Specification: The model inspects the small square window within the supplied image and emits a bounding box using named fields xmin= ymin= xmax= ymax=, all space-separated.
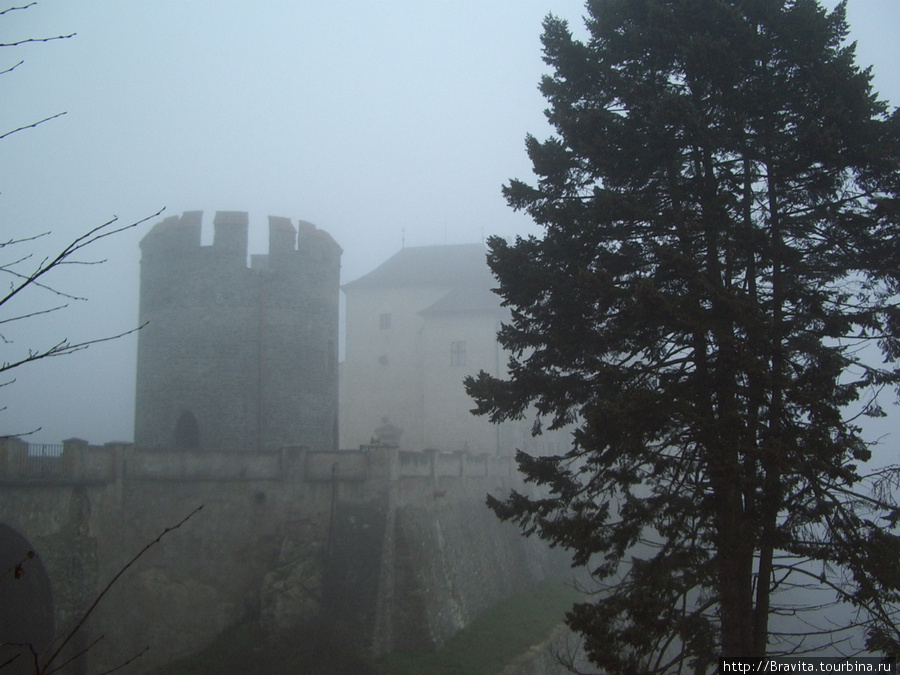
xmin=450 ymin=341 xmax=466 ymax=366
xmin=379 ymin=313 xmax=392 ymax=329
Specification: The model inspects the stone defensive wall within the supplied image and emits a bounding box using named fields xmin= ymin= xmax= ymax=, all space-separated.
xmin=0 ymin=438 xmax=514 ymax=497
xmin=0 ymin=438 xmax=563 ymax=674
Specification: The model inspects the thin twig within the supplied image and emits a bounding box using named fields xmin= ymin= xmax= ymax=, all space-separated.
xmin=0 ymin=232 xmax=50 ymax=248
xmin=0 ymin=427 xmax=42 ymax=440
xmin=0 ymin=303 xmax=68 ymax=327
xmin=0 ymin=650 xmax=20 ymax=670
xmin=0 ymin=3 xmax=37 ymax=16
xmin=96 ymin=646 xmax=150 ymax=675
xmin=0 ymin=112 xmax=66 ymax=141
xmin=1 ymin=642 xmax=40 ymax=673
xmin=0 ymin=208 xmax=164 ymax=312
xmin=0 ymin=59 xmax=23 ymax=76
xmin=43 ymin=633 xmax=104 ymax=675
xmin=0 ymin=322 xmax=148 ymax=375
xmin=0 ymin=33 xmax=76 ymax=48
xmin=41 ymin=506 xmax=203 ymax=672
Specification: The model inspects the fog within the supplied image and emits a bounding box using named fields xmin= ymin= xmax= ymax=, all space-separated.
xmin=2 ymin=2 xmax=900 ymax=671
xmin=0 ymin=0 xmax=899 ymax=455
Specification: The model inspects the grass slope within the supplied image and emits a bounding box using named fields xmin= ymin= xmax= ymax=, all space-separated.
xmin=152 ymin=578 xmax=579 ymax=675
xmin=380 ymin=578 xmax=580 ymax=675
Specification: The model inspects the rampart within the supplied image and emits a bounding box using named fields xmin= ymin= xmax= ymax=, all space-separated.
xmin=0 ymin=438 xmax=561 ymax=673
xmin=0 ymin=438 xmax=514 ymax=494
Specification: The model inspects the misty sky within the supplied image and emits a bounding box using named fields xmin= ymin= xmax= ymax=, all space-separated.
xmin=2 ymin=1 xmax=899 ymax=447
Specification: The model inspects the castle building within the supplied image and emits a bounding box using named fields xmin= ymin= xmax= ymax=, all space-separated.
xmin=340 ymin=244 xmax=517 ymax=454
xmin=134 ymin=211 xmax=341 ymax=453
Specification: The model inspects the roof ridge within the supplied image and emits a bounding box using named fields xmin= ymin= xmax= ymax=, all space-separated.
xmin=343 ymin=243 xmax=492 ymax=290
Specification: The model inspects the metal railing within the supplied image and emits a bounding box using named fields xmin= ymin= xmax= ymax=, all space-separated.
xmin=8 ymin=443 xmax=65 ymax=478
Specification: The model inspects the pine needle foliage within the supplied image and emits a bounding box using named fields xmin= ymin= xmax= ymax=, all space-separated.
xmin=466 ymin=1 xmax=900 ymax=671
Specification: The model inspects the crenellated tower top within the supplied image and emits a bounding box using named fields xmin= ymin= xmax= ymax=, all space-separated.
xmin=140 ymin=210 xmax=341 ymax=267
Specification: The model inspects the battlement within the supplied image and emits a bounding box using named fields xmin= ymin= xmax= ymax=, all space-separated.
xmin=139 ymin=210 xmax=341 ymax=268
xmin=0 ymin=438 xmax=515 ymax=508
xmin=139 ymin=210 xmax=202 ymax=253
xmin=212 ymin=210 xmax=248 ymax=262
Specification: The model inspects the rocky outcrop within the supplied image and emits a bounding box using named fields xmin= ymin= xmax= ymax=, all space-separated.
xmin=259 ymin=521 xmax=325 ymax=634
xmin=316 ymin=495 xmax=569 ymax=656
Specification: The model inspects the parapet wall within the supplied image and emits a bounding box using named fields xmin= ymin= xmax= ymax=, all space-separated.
xmin=0 ymin=438 xmax=513 ymax=499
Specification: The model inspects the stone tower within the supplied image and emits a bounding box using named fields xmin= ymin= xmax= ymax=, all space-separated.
xmin=134 ymin=210 xmax=342 ymax=452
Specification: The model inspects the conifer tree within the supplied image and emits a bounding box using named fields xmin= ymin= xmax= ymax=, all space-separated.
xmin=466 ymin=1 xmax=900 ymax=669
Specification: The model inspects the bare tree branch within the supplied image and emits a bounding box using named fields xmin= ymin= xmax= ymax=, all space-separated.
xmin=0 ymin=31 xmax=75 ymax=47
xmin=0 ymin=3 xmax=37 ymax=17
xmin=0 ymin=1 xmax=75 ymax=105
xmin=0 ymin=208 xmax=163 ymax=314
xmin=0 ymin=323 xmax=148 ymax=375
xmin=43 ymin=634 xmax=104 ymax=675
xmin=0 ymin=59 xmax=23 ymax=76
xmin=41 ymin=506 xmax=204 ymax=673
xmin=0 ymin=111 xmax=66 ymax=141
xmin=94 ymin=646 xmax=150 ymax=675
xmin=0 ymin=232 xmax=51 ymax=248
xmin=0 ymin=303 xmax=68 ymax=327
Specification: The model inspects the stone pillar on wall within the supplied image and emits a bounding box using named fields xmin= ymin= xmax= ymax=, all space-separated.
xmin=62 ymin=438 xmax=88 ymax=481
xmin=0 ymin=436 xmax=26 ymax=478
xmin=280 ymin=445 xmax=307 ymax=480
xmin=425 ymin=448 xmax=439 ymax=493
xmin=455 ymin=450 xmax=467 ymax=477
xmin=102 ymin=442 xmax=130 ymax=481
xmin=480 ymin=452 xmax=490 ymax=476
